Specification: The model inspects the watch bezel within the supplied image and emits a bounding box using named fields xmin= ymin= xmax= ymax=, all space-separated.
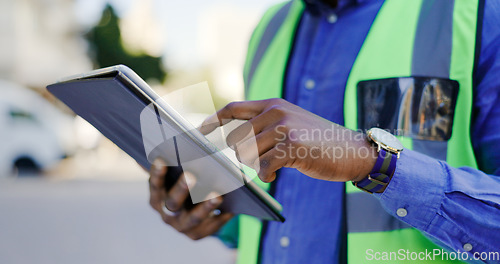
xmin=367 ymin=128 xmax=404 ymax=155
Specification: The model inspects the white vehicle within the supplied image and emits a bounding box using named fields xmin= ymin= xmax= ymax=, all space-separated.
xmin=0 ymin=80 xmax=75 ymax=177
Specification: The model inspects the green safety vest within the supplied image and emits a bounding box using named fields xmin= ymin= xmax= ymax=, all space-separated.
xmin=237 ymin=0 xmax=483 ymax=263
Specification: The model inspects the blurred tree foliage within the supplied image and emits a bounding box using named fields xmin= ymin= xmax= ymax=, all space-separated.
xmin=85 ymin=4 xmax=167 ymax=83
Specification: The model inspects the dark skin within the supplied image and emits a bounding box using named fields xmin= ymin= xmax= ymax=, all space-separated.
xmin=149 ymin=98 xmax=377 ymax=240
xmin=150 ymin=0 xmax=351 ymax=242
xmin=149 ymin=159 xmax=234 ymax=240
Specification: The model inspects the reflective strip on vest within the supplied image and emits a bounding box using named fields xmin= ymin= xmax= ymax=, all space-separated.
xmin=238 ymin=2 xmax=304 ymax=264
xmin=411 ymin=0 xmax=455 ymax=161
xmin=244 ymin=1 xmax=293 ymax=97
xmin=239 ymin=0 xmax=482 ymax=263
xmin=344 ymin=0 xmax=480 ymax=262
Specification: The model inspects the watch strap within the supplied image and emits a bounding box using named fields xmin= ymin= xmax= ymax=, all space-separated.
xmin=353 ymin=148 xmax=397 ymax=193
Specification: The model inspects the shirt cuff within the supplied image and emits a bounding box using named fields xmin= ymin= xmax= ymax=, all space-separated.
xmin=373 ymin=149 xmax=446 ymax=232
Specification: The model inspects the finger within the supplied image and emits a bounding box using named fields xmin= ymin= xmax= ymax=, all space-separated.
xmin=149 ymin=159 xmax=167 ymax=190
xmin=255 ymin=147 xmax=290 ymax=183
xmin=225 ymin=104 xmax=286 ymax=147
xmin=149 ymin=159 xmax=167 ymax=211
xmin=159 ymin=206 xmax=178 ymax=226
xmin=177 ymin=193 xmax=223 ymax=232
xmin=159 ymin=199 xmax=180 ymax=226
xmin=199 ymin=100 xmax=275 ymax=135
xmin=164 ymin=172 xmax=196 ymax=212
xmin=198 ymin=113 xmax=231 ymax=135
xmin=185 ymin=213 xmax=234 ymax=241
xmin=225 ymin=121 xmax=256 ymax=148
xmin=234 ymin=128 xmax=281 ymax=168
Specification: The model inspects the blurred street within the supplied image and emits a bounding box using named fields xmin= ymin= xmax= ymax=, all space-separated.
xmin=0 ymin=0 xmax=277 ymax=263
xmin=0 ymin=156 xmax=236 ymax=264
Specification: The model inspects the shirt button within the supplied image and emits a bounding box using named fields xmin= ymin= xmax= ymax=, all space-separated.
xmin=327 ymin=13 xmax=338 ymax=23
xmin=305 ymin=79 xmax=315 ymax=90
xmin=396 ymin=208 xmax=408 ymax=217
xmin=463 ymin=243 xmax=473 ymax=252
xmin=280 ymin=236 xmax=290 ymax=248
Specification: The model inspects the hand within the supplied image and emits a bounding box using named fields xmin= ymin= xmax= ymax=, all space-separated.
xmin=200 ymin=98 xmax=377 ymax=183
xmin=148 ymin=159 xmax=234 ymax=240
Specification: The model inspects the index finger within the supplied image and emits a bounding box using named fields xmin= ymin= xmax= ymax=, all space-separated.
xmin=149 ymin=159 xmax=167 ymax=212
xmin=149 ymin=159 xmax=167 ymax=192
xmin=199 ymin=100 xmax=272 ymax=135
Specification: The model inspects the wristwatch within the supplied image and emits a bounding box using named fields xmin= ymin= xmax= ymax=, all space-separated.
xmin=353 ymin=128 xmax=403 ymax=194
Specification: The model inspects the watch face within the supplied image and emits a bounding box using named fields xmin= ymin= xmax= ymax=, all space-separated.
xmin=369 ymin=128 xmax=404 ymax=152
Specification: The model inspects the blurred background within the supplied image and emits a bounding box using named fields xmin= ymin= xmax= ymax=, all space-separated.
xmin=0 ymin=0 xmax=276 ymax=263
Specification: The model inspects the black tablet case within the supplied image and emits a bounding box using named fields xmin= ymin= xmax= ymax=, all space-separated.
xmin=47 ymin=67 xmax=284 ymax=222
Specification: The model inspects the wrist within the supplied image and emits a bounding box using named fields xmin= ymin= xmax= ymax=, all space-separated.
xmin=355 ymin=149 xmax=398 ymax=193
xmin=352 ymin=134 xmax=378 ymax=182
xmin=352 ymin=128 xmax=403 ymax=194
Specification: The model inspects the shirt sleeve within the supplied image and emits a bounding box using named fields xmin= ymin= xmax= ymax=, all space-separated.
xmin=375 ymin=150 xmax=500 ymax=258
xmin=375 ymin=0 xmax=500 ymax=260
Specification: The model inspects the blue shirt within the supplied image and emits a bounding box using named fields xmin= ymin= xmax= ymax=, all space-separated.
xmin=260 ymin=0 xmax=500 ymax=263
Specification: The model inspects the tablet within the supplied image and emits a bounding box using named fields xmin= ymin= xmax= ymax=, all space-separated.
xmin=47 ymin=65 xmax=284 ymax=222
